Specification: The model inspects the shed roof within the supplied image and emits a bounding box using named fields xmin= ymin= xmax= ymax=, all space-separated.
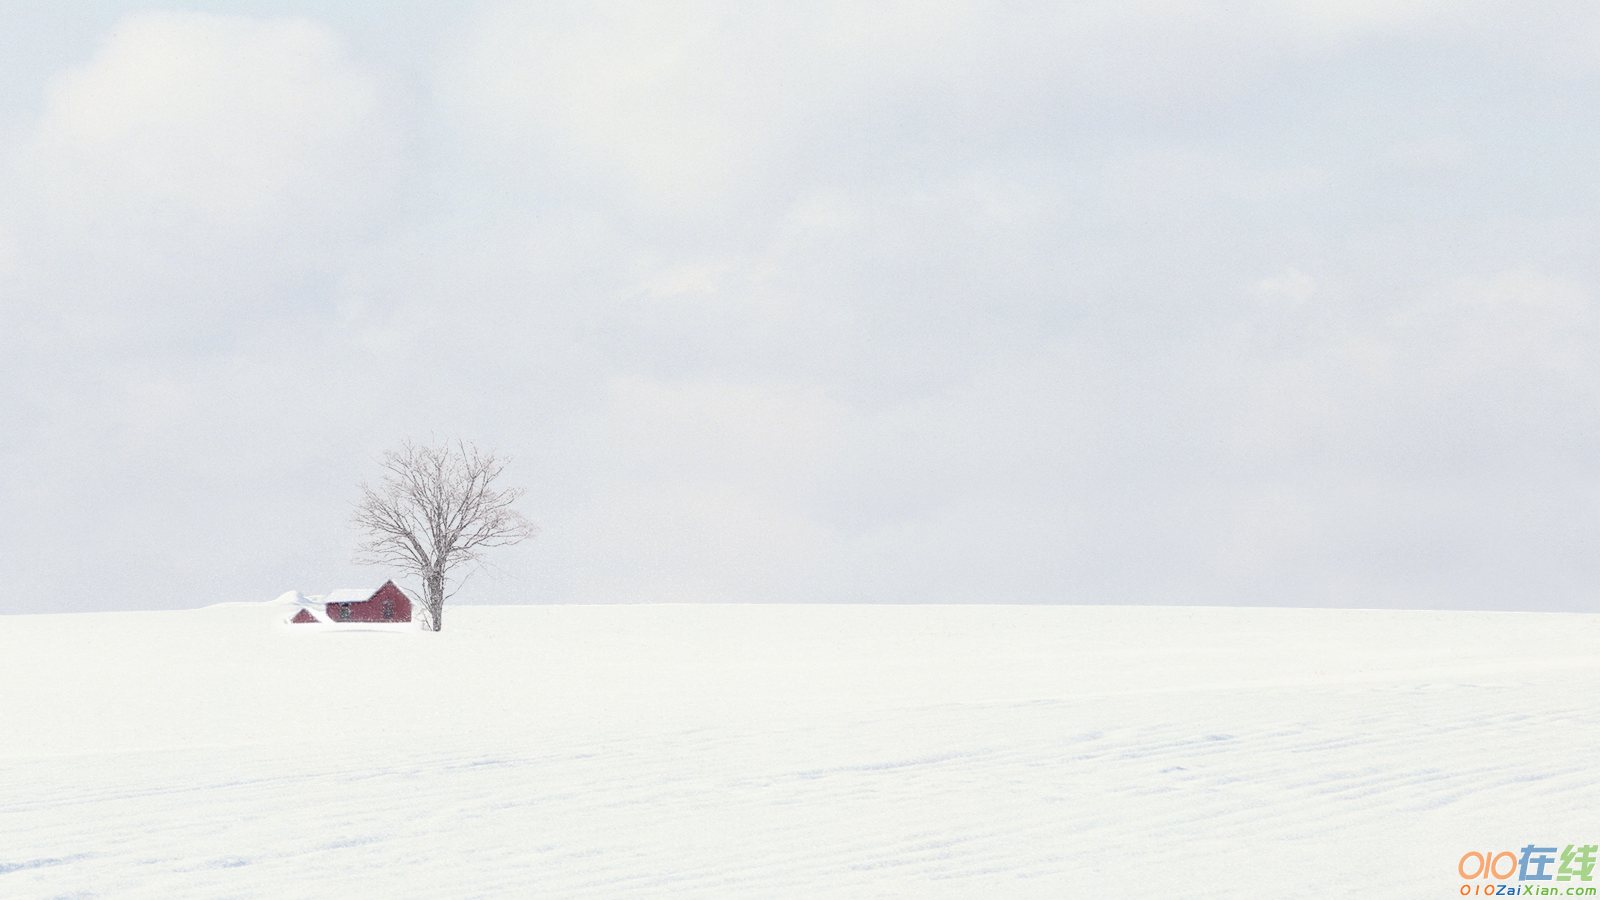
xmin=271 ymin=590 xmax=332 ymax=624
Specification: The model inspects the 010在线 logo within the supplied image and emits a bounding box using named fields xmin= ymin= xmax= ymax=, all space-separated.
xmin=1459 ymin=845 xmax=1596 ymax=895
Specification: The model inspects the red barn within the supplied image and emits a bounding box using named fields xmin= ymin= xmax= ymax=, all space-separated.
xmin=288 ymin=580 xmax=412 ymax=624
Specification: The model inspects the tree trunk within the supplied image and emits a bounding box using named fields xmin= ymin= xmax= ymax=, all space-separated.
xmin=426 ymin=572 xmax=445 ymax=632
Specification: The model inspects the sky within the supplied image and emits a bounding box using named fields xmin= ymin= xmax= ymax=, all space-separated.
xmin=2 ymin=1 xmax=1598 ymax=615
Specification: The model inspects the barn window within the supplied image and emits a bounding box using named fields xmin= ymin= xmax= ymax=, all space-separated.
xmin=339 ymin=603 xmax=352 ymax=621
xmin=382 ymin=600 xmax=394 ymax=620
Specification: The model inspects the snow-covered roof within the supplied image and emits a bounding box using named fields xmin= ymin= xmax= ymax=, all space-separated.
xmin=323 ymin=587 xmax=385 ymax=606
xmin=270 ymin=589 xmax=330 ymax=624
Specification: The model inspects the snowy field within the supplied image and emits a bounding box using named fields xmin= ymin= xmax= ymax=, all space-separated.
xmin=2 ymin=603 xmax=1597 ymax=898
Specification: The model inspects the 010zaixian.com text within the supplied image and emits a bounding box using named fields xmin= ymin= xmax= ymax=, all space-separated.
xmin=1459 ymin=845 xmax=1596 ymax=895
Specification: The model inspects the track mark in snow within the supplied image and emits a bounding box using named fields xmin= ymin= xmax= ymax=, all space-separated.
xmin=0 ymin=855 xmax=94 ymax=875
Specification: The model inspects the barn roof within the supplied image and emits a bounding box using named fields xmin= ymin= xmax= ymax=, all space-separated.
xmin=322 ymin=586 xmax=387 ymax=606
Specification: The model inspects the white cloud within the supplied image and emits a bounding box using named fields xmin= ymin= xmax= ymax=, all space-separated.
xmin=440 ymin=0 xmax=1057 ymax=214
xmin=1389 ymin=270 xmax=1597 ymax=381
xmin=5 ymin=11 xmax=401 ymax=342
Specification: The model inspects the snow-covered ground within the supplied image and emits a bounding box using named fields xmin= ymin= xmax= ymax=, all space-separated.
xmin=2 ymin=603 xmax=1596 ymax=898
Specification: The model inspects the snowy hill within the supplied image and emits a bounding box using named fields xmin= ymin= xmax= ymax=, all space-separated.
xmin=2 ymin=603 xmax=1597 ymax=898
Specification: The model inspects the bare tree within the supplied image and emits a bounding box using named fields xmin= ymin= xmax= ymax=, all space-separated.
xmin=352 ymin=439 xmax=536 ymax=631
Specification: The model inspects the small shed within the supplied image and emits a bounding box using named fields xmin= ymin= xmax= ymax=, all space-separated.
xmin=287 ymin=580 xmax=412 ymax=624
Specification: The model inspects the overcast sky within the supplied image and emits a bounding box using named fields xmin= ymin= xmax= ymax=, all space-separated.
xmin=3 ymin=1 xmax=1598 ymax=614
